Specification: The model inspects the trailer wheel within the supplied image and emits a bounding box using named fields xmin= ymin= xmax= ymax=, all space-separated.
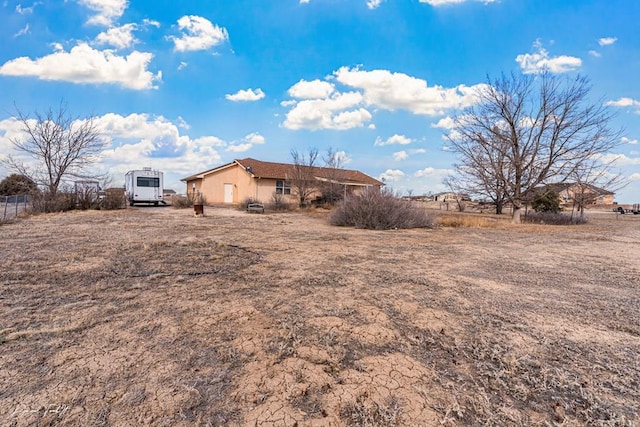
xmin=154 ymin=201 xmax=159 ymax=206
xmin=129 ymin=201 xmax=134 ymax=206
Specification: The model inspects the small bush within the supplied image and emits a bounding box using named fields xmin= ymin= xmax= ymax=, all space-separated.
xmin=329 ymin=188 xmax=433 ymax=230
xmin=173 ymin=191 xmax=204 ymax=209
xmin=31 ymin=191 xmax=76 ymax=213
xmin=268 ymin=193 xmax=292 ymax=211
xmin=101 ymin=189 xmax=126 ymax=210
xmin=172 ymin=195 xmax=193 ymax=209
xmin=522 ymin=212 xmax=587 ymax=225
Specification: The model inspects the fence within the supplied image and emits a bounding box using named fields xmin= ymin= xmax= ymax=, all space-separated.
xmin=1 ymin=194 xmax=30 ymax=221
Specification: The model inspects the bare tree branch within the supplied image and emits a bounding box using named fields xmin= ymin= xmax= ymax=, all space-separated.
xmin=446 ymin=71 xmax=622 ymax=223
xmin=4 ymin=101 xmax=106 ymax=196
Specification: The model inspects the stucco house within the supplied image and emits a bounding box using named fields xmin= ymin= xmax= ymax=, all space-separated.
xmin=181 ymin=158 xmax=384 ymax=205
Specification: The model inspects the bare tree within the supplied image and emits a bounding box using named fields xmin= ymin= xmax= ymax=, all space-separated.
xmin=446 ymin=71 xmax=621 ymax=223
xmin=318 ymin=147 xmax=347 ymax=204
xmin=289 ymin=147 xmax=319 ymax=207
xmin=442 ymin=175 xmax=466 ymax=212
xmin=4 ymin=101 xmax=105 ymax=197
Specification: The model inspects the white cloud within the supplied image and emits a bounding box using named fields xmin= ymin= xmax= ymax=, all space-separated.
xmin=225 ymin=88 xmax=265 ymax=102
xmin=367 ymin=0 xmax=383 ymax=9
xmin=78 ymin=0 xmax=128 ymax=26
xmin=597 ymin=153 xmax=640 ymax=166
xmin=0 ymin=42 xmax=160 ymax=90
xmin=142 ymin=18 xmax=160 ymax=28
xmin=283 ymin=67 xmax=486 ymax=130
xmin=170 ymin=15 xmax=229 ymax=52
xmin=606 ymin=97 xmax=640 ymax=110
xmin=334 ymin=67 xmax=484 ymax=116
xmin=95 ymin=113 xmax=225 ymax=177
xmin=288 ymin=79 xmax=335 ymax=99
xmin=227 ymin=132 xmax=265 ymax=153
xmin=177 ymin=116 xmax=190 ymax=130
xmin=393 ymin=151 xmax=408 ymax=161
xmin=621 ymin=137 xmax=638 ymax=145
xmin=629 ymin=173 xmax=640 ymax=181
xmin=516 ymin=43 xmax=582 ymax=74
xmin=588 ymin=50 xmax=601 ymax=58
xmin=178 ymin=61 xmax=188 ymax=71
xmin=374 ymin=134 xmax=413 ymax=146
xmin=334 ymin=150 xmax=351 ymax=165
xmin=14 ymin=24 xmax=29 ymax=38
xmin=379 ymin=169 xmax=405 ymax=182
xmin=419 ymin=0 xmax=497 ymax=5
xmin=598 ymin=37 xmax=617 ymax=46
xmin=283 ymin=91 xmax=371 ymax=130
xmin=431 ymin=116 xmax=456 ymax=129
xmin=414 ymin=166 xmax=453 ymax=178
xmin=16 ymin=4 xmax=36 ymax=14
xmin=95 ymin=23 xmax=137 ymax=49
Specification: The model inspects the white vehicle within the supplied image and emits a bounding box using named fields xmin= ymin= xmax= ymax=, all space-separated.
xmin=125 ymin=168 xmax=164 ymax=206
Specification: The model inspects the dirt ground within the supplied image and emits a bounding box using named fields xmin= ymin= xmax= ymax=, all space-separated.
xmin=1 ymin=206 xmax=639 ymax=426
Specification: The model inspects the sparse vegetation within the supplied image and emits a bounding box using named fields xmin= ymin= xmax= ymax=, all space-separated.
xmin=1 ymin=207 xmax=637 ymax=425
xmin=329 ymin=188 xmax=433 ymax=229
xmin=523 ymin=211 xmax=588 ymax=225
xmin=268 ymin=192 xmax=291 ymax=211
xmin=437 ymin=214 xmax=499 ymax=228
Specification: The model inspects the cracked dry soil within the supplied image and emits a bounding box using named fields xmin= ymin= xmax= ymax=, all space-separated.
xmin=1 ymin=207 xmax=639 ymax=426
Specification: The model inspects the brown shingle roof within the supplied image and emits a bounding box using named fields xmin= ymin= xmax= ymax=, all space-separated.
xmin=183 ymin=158 xmax=383 ymax=186
xmin=236 ymin=158 xmax=382 ymax=186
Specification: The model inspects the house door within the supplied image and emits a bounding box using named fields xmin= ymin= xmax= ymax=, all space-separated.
xmin=223 ymin=183 xmax=233 ymax=204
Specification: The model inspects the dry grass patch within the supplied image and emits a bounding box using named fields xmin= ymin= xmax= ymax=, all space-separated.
xmin=1 ymin=207 xmax=638 ymax=426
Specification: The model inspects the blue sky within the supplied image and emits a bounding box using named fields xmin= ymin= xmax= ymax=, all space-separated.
xmin=0 ymin=0 xmax=638 ymax=202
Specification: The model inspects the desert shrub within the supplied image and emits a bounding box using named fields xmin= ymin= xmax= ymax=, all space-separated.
xmin=532 ymin=190 xmax=561 ymax=213
xmin=340 ymin=395 xmax=403 ymax=426
xmin=268 ymin=193 xmax=292 ymax=211
xmin=101 ymin=189 xmax=126 ymax=210
xmin=0 ymin=174 xmax=37 ymax=195
xmin=76 ymin=188 xmax=100 ymax=210
xmin=239 ymin=197 xmax=262 ymax=210
xmin=31 ymin=191 xmax=76 ymax=213
xmin=172 ymin=195 xmax=193 ymax=209
xmin=523 ymin=212 xmax=587 ymax=225
xmin=329 ymin=188 xmax=433 ymax=230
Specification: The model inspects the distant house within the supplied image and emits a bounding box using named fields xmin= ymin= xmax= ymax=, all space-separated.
xmin=527 ymin=183 xmax=615 ymax=206
xmin=181 ymin=158 xmax=383 ymax=205
xmin=432 ymin=192 xmax=471 ymax=202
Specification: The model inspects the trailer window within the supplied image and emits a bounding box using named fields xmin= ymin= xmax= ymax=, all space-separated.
xmin=137 ymin=177 xmax=160 ymax=187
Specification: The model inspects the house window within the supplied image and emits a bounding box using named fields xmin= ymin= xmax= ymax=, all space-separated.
xmin=275 ymin=180 xmax=291 ymax=195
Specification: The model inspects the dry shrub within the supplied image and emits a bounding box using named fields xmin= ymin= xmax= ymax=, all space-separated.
xmin=101 ymin=189 xmax=126 ymax=210
xmin=437 ymin=215 xmax=498 ymax=228
xmin=173 ymin=194 xmax=194 ymax=209
xmin=268 ymin=193 xmax=292 ymax=211
xmin=31 ymin=191 xmax=75 ymax=213
xmin=340 ymin=395 xmax=403 ymax=426
xmin=329 ymin=188 xmax=432 ymax=230
xmin=523 ymin=212 xmax=588 ymax=225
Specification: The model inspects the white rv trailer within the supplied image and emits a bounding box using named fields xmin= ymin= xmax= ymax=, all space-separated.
xmin=125 ymin=168 xmax=164 ymax=206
